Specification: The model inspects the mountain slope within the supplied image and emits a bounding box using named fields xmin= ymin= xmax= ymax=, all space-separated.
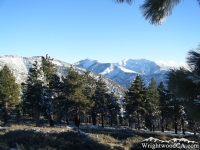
xmin=75 ymin=58 xmax=187 ymax=87
xmin=0 ymin=55 xmax=126 ymax=97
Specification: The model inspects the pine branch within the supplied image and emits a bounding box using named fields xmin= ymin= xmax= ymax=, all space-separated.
xmin=140 ymin=0 xmax=181 ymax=25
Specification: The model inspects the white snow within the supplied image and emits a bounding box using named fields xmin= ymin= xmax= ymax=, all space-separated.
xmin=118 ymin=66 xmax=138 ymax=73
xmin=155 ymin=60 xmax=188 ymax=70
xmin=74 ymin=58 xmax=188 ymax=87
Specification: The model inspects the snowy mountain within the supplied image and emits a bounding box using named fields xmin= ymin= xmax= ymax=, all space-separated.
xmin=74 ymin=58 xmax=188 ymax=87
xmin=0 ymin=55 xmax=187 ymax=94
xmin=0 ymin=55 xmax=126 ymax=97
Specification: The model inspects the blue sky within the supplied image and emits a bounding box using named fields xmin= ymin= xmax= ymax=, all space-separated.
xmin=0 ymin=0 xmax=199 ymax=64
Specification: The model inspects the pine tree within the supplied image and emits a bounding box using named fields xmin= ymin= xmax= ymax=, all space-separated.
xmin=0 ymin=65 xmax=20 ymax=124
xmin=62 ymin=67 xmax=92 ymax=127
xmin=145 ymin=77 xmax=159 ymax=131
xmin=158 ymin=81 xmax=171 ymax=132
xmin=106 ymin=92 xmax=120 ymax=127
xmin=169 ymin=96 xmax=183 ymax=134
xmin=125 ymin=75 xmax=147 ymax=129
xmin=49 ymin=74 xmax=65 ymax=122
xmin=22 ymin=61 xmax=44 ymax=126
xmin=41 ymin=54 xmax=57 ymax=126
xmin=91 ymin=76 xmax=108 ymax=127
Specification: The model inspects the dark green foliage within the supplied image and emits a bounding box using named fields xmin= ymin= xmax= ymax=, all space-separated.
xmin=91 ymin=76 xmax=109 ymax=127
xmin=115 ymin=0 xmax=200 ymax=25
xmin=113 ymin=0 xmax=132 ymax=4
xmin=106 ymin=92 xmax=121 ymax=127
xmin=146 ymin=77 xmax=159 ymax=114
xmin=0 ymin=65 xmax=20 ymax=124
xmin=125 ymin=75 xmax=147 ymax=128
xmin=187 ymin=45 xmax=200 ymax=74
xmin=62 ymin=67 xmax=94 ymax=127
xmin=168 ymin=44 xmax=200 ymax=132
xmin=0 ymin=65 xmax=20 ymax=105
xmin=22 ymin=55 xmax=58 ymax=126
xmin=169 ymin=96 xmax=184 ymax=134
xmin=158 ymin=81 xmax=172 ymax=132
xmin=140 ymin=0 xmax=181 ymax=25
xmin=41 ymin=54 xmax=56 ymax=83
xmin=22 ymin=61 xmax=43 ymax=108
xmin=41 ymin=55 xmax=57 ymax=126
xmin=21 ymin=61 xmax=44 ymax=126
xmin=145 ymin=77 xmax=159 ymax=131
xmin=168 ymin=68 xmax=198 ymax=99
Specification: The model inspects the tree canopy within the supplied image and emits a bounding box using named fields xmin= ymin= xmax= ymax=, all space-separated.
xmin=114 ymin=0 xmax=200 ymax=25
xmin=0 ymin=65 xmax=20 ymax=124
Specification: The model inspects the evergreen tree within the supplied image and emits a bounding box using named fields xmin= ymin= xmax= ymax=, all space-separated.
xmin=158 ymin=81 xmax=172 ymax=132
xmin=49 ymin=74 xmax=65 ymax=122
xmin=125 ymin=75 xmax=147 ymax=129
xmin=91 ymin=76 xmax=108 ymax=127
xmin=0 ymin=65 xmax=20 ymax=124
xmin=168 ymin=44 xmax=200 ymax=134
xmin=145 ymin=77 xmax=159 ymax=131
xmin=116 ymin=0 xmax=200 ymax=25
xmin=22 ymin=61 xmax=44 ymax=126
xmin=169 ymin=96 xmax=183 ymax=134
xmin=106 ymin=92 xmax=120 ymax=127
xmin=41 ymin=54 xmax=57 ymax=126
xmin=41 ymin=54 xmax=56 ymax=83
xmin=81 ymin=71 xmax=96 ymax=123
xmin=62 ymin=67 xmax=92 ymax=127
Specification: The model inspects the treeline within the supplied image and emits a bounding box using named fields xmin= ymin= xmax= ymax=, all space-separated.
xmin=124 ymin=75 xmax=191 ymax=134
xmin=0 ymin=45 xmax=200 ymax=135
xmin=124 ymin=44 xmax=200 ymax=135
xmin=0 ymin=55 xmax=120 ymax=128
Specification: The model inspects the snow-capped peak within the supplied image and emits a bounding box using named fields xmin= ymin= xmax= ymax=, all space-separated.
xmin=74 ymin=58 xmax=187 ymax=87
xmin=74 ymin=58 xmax=101 ymax=68
xmin=155 ymin=60 xmax=188 ymax=70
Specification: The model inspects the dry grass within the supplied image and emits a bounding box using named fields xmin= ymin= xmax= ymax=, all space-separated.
xmin=0 ymin=124 xmax=199 ymax=150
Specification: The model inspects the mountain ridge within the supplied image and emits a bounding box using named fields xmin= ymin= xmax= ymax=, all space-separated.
xmin=0 ymin=55 xmax=187 ymax=90
xmin=0 ymin=55 xmax=127 ymax=97
xmin=74 ymin=58 xmax=187 ymax=87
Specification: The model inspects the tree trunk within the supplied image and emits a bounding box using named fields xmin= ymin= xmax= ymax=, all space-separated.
xmin=74 ymin=111 xmax=80 ymax=128
xmin=49 ymin=114 xmax=54 ymax=126
xmin=35 ymin=107 xmax=40 ymax=127
xmin=194 ymin=122 xmax=197 ymax=136
xmin=161 ymin=117 xmax=164 ymax=132
xmin=101 ymin=112 xmax=104 ymax=128
xmin=110 ymin=115 xmax=113 ymax=127
xmin=4 ymin=102 xmax=8 ymax=124
xmin=92 ymin=113 xmax=96 ymax=125
xmin=165 ymin=122 xmax=168 ymax=130
xmin=137 ymin=111 xmax=140 ymax=129
xmin=174 ymin=115 xmax=178 ymax=134
xmin=194 ymin=127 xmax=196 ymax=136
xmin=181 ymin=118 xmax=185 ymax=135
xmin=152 ymin=123 xmax=155 ymax=132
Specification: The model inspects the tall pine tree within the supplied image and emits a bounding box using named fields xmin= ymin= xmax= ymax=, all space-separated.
xmin=41 ymin=54 xmax=57 ymax=126
xmin=91 ymin=76 xmax=108 ymax=127
xmin=22 ymin=61 xmax=44 ymax=126
xmin=125 ymin=75 xmax=147 ymax=129
xmin=0 ymin=65 xmax=20 ymax=124
xmin=158 ymin=81 xmax=171 ymax=132
xmin=62 ymin=67 xmax=91 ymax=127
xmin=145 ymin=77 xmax=159 ymax=131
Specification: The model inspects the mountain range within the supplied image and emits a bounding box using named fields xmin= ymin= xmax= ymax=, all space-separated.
xmin=74 ymin=58 xmax=187 ymax=87
xmin=0 ymin=55 xmax=126 ymax=97
xmin=0 ymin=55 xmax=187 ymax=96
